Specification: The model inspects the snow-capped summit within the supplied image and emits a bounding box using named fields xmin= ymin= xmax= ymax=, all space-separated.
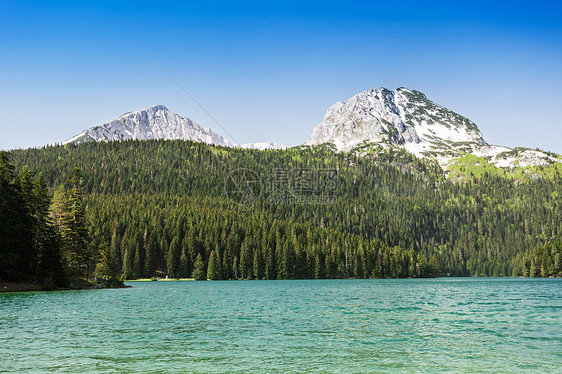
xmin=306 ymin=87 xmax=485 ymax=152
xmin=306 ymin=87 xmax=560 ymax=168
xmin=63 ymin=105 xmax=234 ymax=147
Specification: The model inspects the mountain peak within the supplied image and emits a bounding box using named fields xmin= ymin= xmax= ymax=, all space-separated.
xmin=143 ymin=104 xmax=168 ymax=112
xmin=307 ymin=86 xmax=484 ymax=153
xmin=63 ymin=106 xmax=287 ymax=150
xmin=116 ymin=105 xmax=169 ymax=119
xmin=64 ymin=105 xmax=233 ymax=147
xmin=306 ymin=87 xmax=561 ymax=168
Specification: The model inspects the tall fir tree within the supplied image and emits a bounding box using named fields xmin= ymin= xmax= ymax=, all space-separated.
xmin=207 ymin=250 xmax=221 ymax=280
xmin=192 ymin=253 xmax=207 ymax=281
xmin=65 ymin=168 xmax=89 ymax=276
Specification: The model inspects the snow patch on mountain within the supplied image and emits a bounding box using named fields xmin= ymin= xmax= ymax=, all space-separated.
xmin=241 ymin=142 xmax=287 ymax=150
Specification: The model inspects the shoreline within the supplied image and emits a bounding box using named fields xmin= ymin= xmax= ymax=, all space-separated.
xmin=127 ymin=278 xmax=195 ymax=282
xmin=3 ymin=276 xmax=558 ymax=293
xmin=0 ymin=281 xmax=130 ymax=294
xmin=0 ymin=281 xmax=44 ymax=293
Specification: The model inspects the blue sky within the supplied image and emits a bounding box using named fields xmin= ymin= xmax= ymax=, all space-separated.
xmin=1 ymin=0 xmax=561 ymax=152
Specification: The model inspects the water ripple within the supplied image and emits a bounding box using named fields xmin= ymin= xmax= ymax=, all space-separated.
xmin=0 ymin=278 xmax=561 ymax=373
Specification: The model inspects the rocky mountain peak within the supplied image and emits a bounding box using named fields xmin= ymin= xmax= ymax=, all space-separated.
xmin=307 ymin=87 xmax=485 ymax=152
xmin=305 ymin=87 xmax=561 ymax=168
xmin=63 ymin=106 xmax=286 ymax=150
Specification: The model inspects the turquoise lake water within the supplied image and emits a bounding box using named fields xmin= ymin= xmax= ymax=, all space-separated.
xmin=1 ymin=278 xmax=561 ymax=373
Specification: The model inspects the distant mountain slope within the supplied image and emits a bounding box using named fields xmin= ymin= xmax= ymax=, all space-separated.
xmin=306 ymin=88 xmax=561 ymax=168
xmin=63 ymin=105 xmax=234 ymax=147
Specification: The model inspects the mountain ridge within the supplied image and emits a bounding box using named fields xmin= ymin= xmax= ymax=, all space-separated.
xmin=63 ymin=105 xmax=285 ymax=151
xmin=63 ymin=89 xmax=561 ymax=168
xmin=63 ymin=105 xmax=234 ymax=148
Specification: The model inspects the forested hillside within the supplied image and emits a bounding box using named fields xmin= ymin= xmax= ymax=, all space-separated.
xmin=7 ymin=139 xmax=562 ymax=281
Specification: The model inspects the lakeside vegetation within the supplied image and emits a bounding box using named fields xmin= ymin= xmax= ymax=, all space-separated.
xmin=0 ymin=152 xmax=123 ymax=290
xmin=2 ymin=140 xmax=561 ymax=285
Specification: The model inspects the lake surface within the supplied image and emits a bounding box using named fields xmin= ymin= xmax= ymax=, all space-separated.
xmin=1 ymin=278 xmax=561 ymax=373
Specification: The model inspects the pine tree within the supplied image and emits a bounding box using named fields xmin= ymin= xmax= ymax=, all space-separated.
xmin=207 ymin=250 xmax=221 ymax=280
xmin=192 ymin=253 xmax=207 ymax=281
xmin=222 ymin=248 xmax=231 ymax=279
xmin=314 ymin=253 xmax=323 ymax=279
xmin=233 ymin=255 xmax=239 ymax=279
xmin=38 ymin=223 xmax=67 ymax=288
xmin=133 ymin=239 xmax=143 ymax=279
xmin=265 ymin=246 xmax=275 ymax=280
xmin=109 ymin=226 xmax=122 ymax=274
xmin=33 ymin=173 xmax=51 ymax=274
xmin=280 ymin=241 xmax=295 ymax=279
xmin=49 ymin=185 xmax=69 ymax=239
xmin=65 ymin=168 xmax=89 ymax=276
xmin=239 ymin=237 xmax=250 ymax=279
xmin=167 ymin=235 xmax=181 ymax=277
xmin=16 ymin=165 xmax=38 ymax=275
xmin=17 ymin=166 xmax=34 ymax=210
xmin=180 ymin=234 xmax=193 ymax=277
xmin=95 ymin=242 xmax=121 ymax=287
xmin=253 ymin=249 xmax=262 ymax=280
xmin=121 ymin=232 xmax=135 ymax=280
xmin=144 ymin=232 xmax=158 ymax=276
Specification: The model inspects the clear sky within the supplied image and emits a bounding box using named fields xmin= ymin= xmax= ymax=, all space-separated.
xmin=1 ymin=0 xmax=561 ymax=152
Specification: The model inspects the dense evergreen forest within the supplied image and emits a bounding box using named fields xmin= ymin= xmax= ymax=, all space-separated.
xmin=3 ymin=139 xmax=561 ymax=284
xmin=0 ymin=152 xmax=110 ymax=288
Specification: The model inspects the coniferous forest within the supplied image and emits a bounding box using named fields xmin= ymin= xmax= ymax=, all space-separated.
xmin=2 ymin=139 xmax=561 ymax=286
xmin=0 ymin=152 xmax=101 ymax=288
